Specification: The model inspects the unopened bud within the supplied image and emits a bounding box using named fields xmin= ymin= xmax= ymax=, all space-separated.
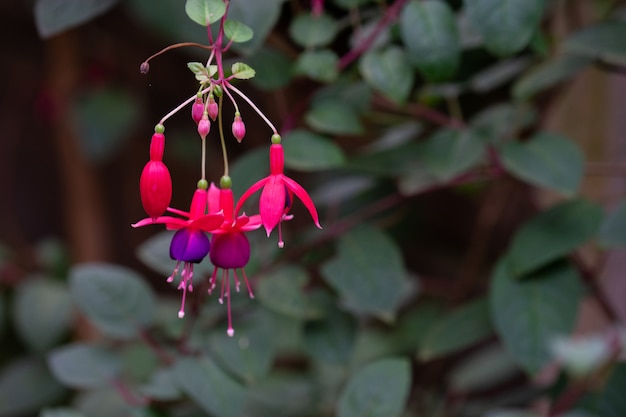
xmin=191 ymin=95 xmax=204 ymax=124
xmin=207 ymin=95 xmax=219 ymax=121
xmin=140 ymin=62 xmax=150 ymax=74
xmin=198 ymin=113 xmax=210 ymax=139
xmin=232 ymin=113 xmax=246 ymax=143
xmin=140 ymin=161 xmax=172 ymax=219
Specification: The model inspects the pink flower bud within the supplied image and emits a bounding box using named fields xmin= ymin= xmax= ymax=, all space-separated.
xmin=140 ymin=160 xmax=172 ymax=219
xmin=149 ymin=132 xmax=165 ymax=161
xmin=191 ymin=96 xmax=204 ymax=124
xmin=232 ymin=114 xmax=246 ymax=143
xmin=208 ymin=95 xmax=219 ymax=121
xmin=198 ymin=113 xmax=210 ymax=139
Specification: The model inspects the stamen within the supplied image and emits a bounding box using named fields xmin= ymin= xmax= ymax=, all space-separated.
xmin=241 ymin=268 xmax=254 ymax=299
xmin=208 ymin=268 xmax=218 ymax=294
xmin=226 ymin=272 xmax=234 ymax=337
xmin=167 ymin=261 xmax=181 ymax=283
xmin=278 ymin=221 xmax=285 ymax=248
xmin=233 ymin=269 xmax=241 ymax=293
xmin=219 ymin=268 xmax=226 ymax=304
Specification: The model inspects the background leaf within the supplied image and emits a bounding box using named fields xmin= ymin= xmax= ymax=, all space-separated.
xmin=419 ymin=128 xmax=486 ymax=181
xmin=598 ymin=198 xmax=626 ymax=248
xmin=34 ymin=0 xmax=120 ymax=38
xmin=321 ymin=225 xmax=409 ymax=320
xmin=490 ymin=259 xmax=585 ymax=374
xmin=69 ymin=263 xmax=157 ymax=339
xmin=303 ymin=308 xmax=358 ymax=365
xmin=512 ymin=55 xmax=591 ymax=100
xmin=359 ymin=47 xmax=413 ymax=104
xmin=283 ymin=129 xmax=346 ymax=171
xmin=400 ymin=0 xmax=460 ymax=81
xmin=505 ymin=199 xmax=602 ymax=276
xmin=565 ymin=21 xmax=626 ymax=67
xmin=289 ymin=13 xmax=338 ymax=48
xmin=464 ymin=0 xmax=545 ymax=56
xmin=295 ymin=49 xmax=339 ymax=83
xmin=337 ymin=357 xmax=411 ymax=417
xmin=305 ymin=101 xmax=364 ymax=135
xmin=48 ymin=343 xmax=122 ymax=389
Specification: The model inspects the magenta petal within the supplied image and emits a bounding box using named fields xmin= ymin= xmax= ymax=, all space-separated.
xmin=235 ymin=177 xmax=269 ymax=216
xmin=259 ymin=176 xmax=286 ymax=236
xmin=210 ymin=232 xmax=250 ymax=269
xmin=282 ymin=176 xmax=322 ymax=228
xmin=169 ymin=228 xmax=211 ymax=263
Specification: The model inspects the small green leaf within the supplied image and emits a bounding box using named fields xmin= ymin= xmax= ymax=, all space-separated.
xmin=490 ymin=259 xmax=585 ymax=374
xmin=172 ymin=357 xmax=246 ymax=417
xmin=470 ymin=57 xmax=532 ymax=93
xmin=256 ymin=265 xmax=323 ymax=319
xmin=506 ymin=199 xmax=602 ymax=276
xmin=0 ymin=357 xmax=66 ymax=416
xmin=337 ymin=358 xmax=411 ymax=417
xmin=305 ymin=101 xmax=364 ymax=135
xmin=419 ymin=128 xmax=487 ymax=181
xmin=400 ymin=0 xmax=460 ymax=81
xmin=419 ymin=298 xmax=493 ymax=361
xmin=599 ymin=199 xmax=626 ymax=248
xmin=465 ymin=0 xmax=545 ymax=56
xmin=295 ymin=49 xmax=339 ymax=83
xmin=12 ymin=278 xmax=72 ymax=352
xmin=224 ymin=19 xmax=254 ymax=43
xmin=321 ymin=225 xmax=408 ymax=320
xmin=282 ymin=129 xmax=345 ymax=171
xmin=231 ymin=62 xmax=256 ymax=79
xmin=304 ymin=309 xmax=358 ymax=365
xmin=513 ymin=54 xmax=591 ymax=100
xmin=565 ymin=21 xmax=626 ymax=67
xmin=289 ymin=13 xmax=338 ymax=48
xmin=359 ymin=47 xmax=413 ymax=104
xmin=470 ymin=103 xmax=537 ymax=145
xmin=69 ymin=263 xmax=157 ymax=339
xmin=48 ymin=343 xmax=122 ymax=389
xmin=185 ymin=0 xmax=226 ymax=26
xmin=34 ymin=0 xmax=120 ymax=38
xmin=500 ymin=132 xmax=584 ymax=196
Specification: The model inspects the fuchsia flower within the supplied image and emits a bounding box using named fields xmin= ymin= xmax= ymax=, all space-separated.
xmin=132 ymin=187 xmax=224 ymax=318
xmin=191 ymin=95 xmax=204 ymax=124
xmin=139 ymin=128 xmax=172 ymax=219
xmin=231 ymin=112 xmax=246 ymax=142
xmin=235 ymin=135 xmax=321 ymax=248
xmin=207 ymin=182 xmax=261 ymax=336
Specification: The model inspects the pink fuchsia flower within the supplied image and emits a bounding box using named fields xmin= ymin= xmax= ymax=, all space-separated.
xmin=235 ymin=135 xmax=322 ymax=248
xmin=191 ymin=95 xmax=204 ymax=124
xmin=133 ymin=186 xmax=224 ymax=318
xmin=140 ymin=126 xmax=172 ymax=219
xmin=197 ymin=112 xmax=210 ymax=139
xmin=207 ymin=180 xmax=261 ymax=336
xmin=207 ymin=94 xmax=219 ymax=121
xmin=232 ymin=112 xmax=246 ymax=142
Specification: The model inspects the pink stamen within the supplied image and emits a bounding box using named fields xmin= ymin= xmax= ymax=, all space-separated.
xmin=226 ymin=271 xmax=234 ymax=336
xmin=208 ymin=268 xmax=218 ymax=294
xmin=233 ymin=269 xmax=241 ymax=293
xmin=241 ymin=269 xmax=254 ymax=299
xmin=167 ymin=261 xmax=180 ymax=283
xmin=278 ymin=221 xmax=285 ymax=248
xmin=219 ymin=269 xmax=226 ymax=304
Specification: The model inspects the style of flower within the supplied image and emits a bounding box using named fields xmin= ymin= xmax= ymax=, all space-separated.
xmin=140 ymin=128 xmax=172 ymax=219
xmin=133 ymin=187 xmax=224 ymax=318
xmin=235 ymin=135 xmax=321 ymax=248
xmin=207 ymin=182 xmax=261 ymax=336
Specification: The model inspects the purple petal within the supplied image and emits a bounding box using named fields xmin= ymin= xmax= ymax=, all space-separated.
xmin=210 ymin=232 xmax=250 ymax=269
xmin=169 ymin=228 xmax=211 ymax=263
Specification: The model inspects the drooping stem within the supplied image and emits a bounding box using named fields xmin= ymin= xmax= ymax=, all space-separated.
xmin=218 ymin=94 xmax=229 ymax=177
xmin=227 ymin=82 xmax=278 ymax=135
xmin=201 ymin=137 xmax=206 ymax=180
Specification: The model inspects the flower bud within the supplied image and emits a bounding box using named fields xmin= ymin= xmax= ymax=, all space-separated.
xmin=191 ymin=96 xmax=204 ymax=124
xmin=207 ymin=95 xmax=219 ymax=121
xmin=140 ymin=160 xmax=172 ymax=219
xmin=149 ymin=132 xmax=165 ymax=161
xmin=198 ymin=112 xmax=210 ymax=139
xmin=232 ymin=113 xmax=246 ymax=143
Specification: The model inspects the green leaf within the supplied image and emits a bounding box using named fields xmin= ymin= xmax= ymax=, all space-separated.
xmin=256 ymin=265 xmax=323 ymax=319
xmin=247 ymin=47 xmax=293 ymax=90
xmin=579 ymin=364 xmax=626 ymax=417
xmin=470 ymin=103 xmax=537 ymax=145
xmin=225 ymin=0 xmax=286 ymax=55
xmin=289 ymin=13 xmax=338 ymax=48
xmin=359 ymin=47 xmax=413 ymax=104
xmin=490 ymin=259 xmax=585 ymax=374
xmin=224 ymin=19 xmax=254 ymax=43
xmin=305 ymin=101 xmax=364 ymax=135
xmin=244 ymin=373 xmax=316 ymax=417
xmin=470 ymin=57 xmax=533 ymax=93
xmin=12 ymin=278 xmax=72 ymax=352
xmin=419 ymin=128 xmax=487 ymax=181
xmin=185 ymin=0 xmax=226 ymax=26
xmin=48 ymin=343 xmax=122 ymax=389
xmin=72 ymin=387 xmax=136 ymax=417
xmin=333 ymin=0 xmax=375 ymax=9
xmin=282 ymin=129 xmax=346 ymax=171
xmin=506 ymin=199 xmax=602 ymax=276
xmin=599 ymin=199 xmax=626 ymax=248
xmin=127 ymin=0 xmax=207 ymax=44
xmin=69 ymin=263 xmax=157 ymax=339
xmin=337 ymin=358 xmax=411 ymax=417
xmin=230 ymin=147 xmax=269 ymax=199
xmin=231 ymin=62 xmax=256 ymax=79
xmin=304 ymin=309 xmax=358 ymax=365
xmin=512 ymin=55 xmax=592 ymax=100
xmin=392 ymin=300 xmax=445 ymax=352
xmin=71 ymin=89 xmax=140 ymax=163
xmin=209 ymin=313 xmax=276 ymax=383
xmin=500 ymin=132 xmax=584 ymax=196
xmin=565 ymin=21 xmax=626 ymax=67
xmin=295 ymin=49 xmax=339 ymax=83
xmin=34 ymin=0 xmax=120 ymax=38
xmin=40 ymin=408 xmax=86 ymax=417
xmin=448 ymin=345 xmax=520 ymax=393
xmin=321 ymin=225 xmax=408 ymax=320
xmin=139 ymin=368 xmax=181 ymax=401
xmin=464 ymin=0 xmax=545 ymax=56
xmin=0 ymin=357 xmax=66 ymax=416
xmin=172 ymin=357 xmax=246 ymax=417
xmin=400 ymin=0 xmax=460 ymax=81
xmin=418 ymin=298 xmax=493 ymax=360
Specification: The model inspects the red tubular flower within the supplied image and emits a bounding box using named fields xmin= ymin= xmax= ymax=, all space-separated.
xmin=140 ymin=131 xmax=172 ymax=219
xmin=207 ymin=182 xmax=261 ymax=336
xmin=133 ymin=187 xmax=224 ymax=318
xmin=235 ymin=138 xmax=321 ymax=248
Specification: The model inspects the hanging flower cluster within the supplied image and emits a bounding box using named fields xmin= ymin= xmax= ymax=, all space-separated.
xmin=132 ymin=5 xmax=321 ymax=336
